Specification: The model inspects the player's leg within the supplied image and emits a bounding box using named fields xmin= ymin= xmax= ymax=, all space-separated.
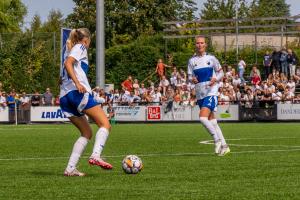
xmin=64 ymin=116 xmax=92 ymax=176
xmin=209 ymin=112 xmax=229 ymax=155
xmin=84 ymin=105 xmax=113 ymax=169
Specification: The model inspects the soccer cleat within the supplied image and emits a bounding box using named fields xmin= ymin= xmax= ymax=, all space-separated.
xmin=218 ymin=145 xmax=230 ymax=156
xmin=214 ymin=140 xmax=222 ymax=154
xmin=89 ymin=157 xmax=113 ymax=170
xmin=64 ymin=168 xmax=86 ymax=177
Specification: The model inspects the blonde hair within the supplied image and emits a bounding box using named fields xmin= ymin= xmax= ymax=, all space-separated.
xmin=67 ymin=28 xmax=91 ymax=49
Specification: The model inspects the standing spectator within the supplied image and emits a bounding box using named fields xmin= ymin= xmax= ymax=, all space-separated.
xmin=19 ymin=92 xmax=30 ymax=123
xmin=0 ymin=91 xmax=7 ymax=110
xmin=7 ymin=91 xmax=16 ymax=122
xmin=106 ymin=103 xmax=115 ymax=122
xmin=238 ymin=59 xmax=246 ymax=84
xmin=280 ymin=48 xmax=289 ymax=77
xmin=121 ymin=75 xmax=133 ymax=92
xmin=31 ymin=91 xmax=41 ymax=106
xmin=42 ymin=88 xmax=53 ymax=106
xmin=19 ymin=92 xmax=30 ymax=108
xmin=271 ymin=49 xmax=281 ymax=72
xmin=263 ymin=51 xmax=272 ymax=79
xmin=151 ymin=87 xmax=162 ymax=105
xmin=155 ymin=58 xmax=170 ymax=80
xmin=287 ymin=49 xmax=298 ymax=78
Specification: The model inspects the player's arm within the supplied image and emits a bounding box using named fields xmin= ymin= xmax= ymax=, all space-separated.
xmin=64 ymin=56 xmax=86 ymax=93
xmin=210 ymin=57 xmax=224 ymax=86
xmin=187 ymin=59 xmax=198 ymax=84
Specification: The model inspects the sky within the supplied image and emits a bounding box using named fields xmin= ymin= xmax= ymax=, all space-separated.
xmin=21 ymin=0 xmax=300 ymax=26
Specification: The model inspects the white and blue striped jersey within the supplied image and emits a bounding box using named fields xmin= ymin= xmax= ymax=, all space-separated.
xmin=60 ymin=44 xmax=91 ymax=98
xmin=188 ymin=53 xmax=222 ymax=100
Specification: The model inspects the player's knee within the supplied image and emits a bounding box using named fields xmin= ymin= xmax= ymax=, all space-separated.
xmin=199 ymin=117 xmax=208 ymax=124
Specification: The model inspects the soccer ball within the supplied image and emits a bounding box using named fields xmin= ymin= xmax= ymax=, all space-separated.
xmin=122 ymin=155 xmax=143 ymax=174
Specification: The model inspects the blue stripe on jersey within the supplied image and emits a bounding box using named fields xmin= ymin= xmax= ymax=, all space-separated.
xmin=193 ymin=67 xmax=213 ymax=83
xmin=81 ymin=61 xmax=89 ymax=75
xmin=80 ymin=45 xmax=86 ymax=51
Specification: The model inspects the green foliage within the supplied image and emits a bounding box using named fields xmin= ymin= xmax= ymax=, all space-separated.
xmin=105 ymin=37 xmax=162 ymax=87
xmin=0 ymin=0 xmax=27 ymax=32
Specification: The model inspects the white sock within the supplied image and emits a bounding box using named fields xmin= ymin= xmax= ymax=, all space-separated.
xmin=66 ymin=136 xmax=89 ymax=172
xmin=91 ymin=127 xmax=109 ymax=159
xmin=199 ymin=117 xmax=219 ymax=142
xmin=210 ymin=119 xmax=227 ymax=146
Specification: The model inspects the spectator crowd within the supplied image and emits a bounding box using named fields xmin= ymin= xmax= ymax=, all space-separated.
xmin=0 ymin=48 xmax=299 ymax=112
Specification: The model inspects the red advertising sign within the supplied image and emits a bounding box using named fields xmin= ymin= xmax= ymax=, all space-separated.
xmin=147 ymin=106 xmax=161 ymax=120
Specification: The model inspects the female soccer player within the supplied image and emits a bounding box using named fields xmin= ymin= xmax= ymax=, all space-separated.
xmin=60 ymin=28 xmax=113 ymax=176
xmin=187 ymin=36 xmax=230 ymax=156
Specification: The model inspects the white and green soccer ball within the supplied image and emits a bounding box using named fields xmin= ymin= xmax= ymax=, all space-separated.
xmin=122 ymin=155 xmax=143 ymax=174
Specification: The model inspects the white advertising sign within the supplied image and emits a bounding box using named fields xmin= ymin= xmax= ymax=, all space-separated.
xmin=191 ymin=105 xmax=239 ymax=121
xmin=31 ymin=106 xmax=69 ymax=122
xmin=162 ymin=105 xmax=192 ymax=121
xmin=277 ymin=104 xmax=300 ymax=120
xmin=114 ymin=106 xmax=145 ymax=121
xmin=0 ymin=107 xmax=9 ymax=122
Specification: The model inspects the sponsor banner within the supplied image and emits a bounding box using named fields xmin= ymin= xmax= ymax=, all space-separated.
xmin=114 ymin=106 xmax=145 ymax=121
xmin=277 ymin=104 xmax=300 ymax=120
xmin=147 ymin=106 xmax=161 ymax=121
xmin=0 ymin=107 xmax=9 ymax=122
xmin=191 ymin=105 xmax=239 ymax=121
xmin=31 ymin=107 xmax=69 ymax=122
xmin=162 ymin=106 xmax=191 ymax=121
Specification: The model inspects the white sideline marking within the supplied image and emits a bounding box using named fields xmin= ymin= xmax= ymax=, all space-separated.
xmin=1 ymin=137 xmax=299 ymax=162
xmin=200 ymin=137 xmax=300 ymax=148
xmin=0 ymin=128 xmax=60 ymax=131
xmin=1 ymin=149 xmax=300 ymax=161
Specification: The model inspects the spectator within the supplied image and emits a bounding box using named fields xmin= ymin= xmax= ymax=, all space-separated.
xmin=7 ymin=91 xmax=16 ymax=110
xmin=263 ymin=51 xmax=272 ymax=79
xmin=283 ymin=86 xmax=294 ymax=104
xmin=20 ymin=92 xmax=30 ymax=109
xmin=271 ymin=49 xmax=281 ymax=72
xmin=0 ymin=91 xmax=7 ymax=110
xmin=280 ymin=48 xmax=289 ymax=77
xmin=237 ymin=59 xmax=246 ymax=84
xmin=287 ymin=49 xmax=298 ymax=78
xmin=272 ymin=88 xmax=283 ymax=103
xmin=31 ymin=91 xmax=41 ymax=106
xmin=155 ymin=58 xmax=170 ymax=80
xmin=249 ymin=64 xmax=261 ymax=80
xmin=138 ymin=83 xmax=148 ymax=96
xmin=54 ymin=95 xmax=60 ymax=106
xmin=132 ymin=79 xmax=140 ymax=96
xmin=170 ymin=67 xmax=179 ymax=86
xmin=121 ymin=75 xmax=133 ymax=92
xmin=151 ymin=87 xmax=162 ymax=105
xmin=251 ymin=72 xmax=261 ymax=86
xmin=42 ymin=88 xmax=53 ymax=106
xmin=106 ymin=103 xmax=115 ymax=121
xmin=159 ymin=75 xmax=170 ymax=96
xmin=232 ymin=74 xmax=241 ymax=87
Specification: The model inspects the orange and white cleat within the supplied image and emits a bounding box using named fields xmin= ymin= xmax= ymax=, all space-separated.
xmin=89 ymin=157 xmax=113 ymax=170
xmin=64 ymin=168 xmax=86 ymax=177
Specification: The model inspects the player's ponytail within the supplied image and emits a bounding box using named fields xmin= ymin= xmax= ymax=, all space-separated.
xmin=67 ymin=28 xmax=91 ymax=48
xmin=67 ymin=29 xmax=77 ymax=50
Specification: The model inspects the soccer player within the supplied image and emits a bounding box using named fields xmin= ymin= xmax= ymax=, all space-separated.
xmin=60 ymin=28 xmax=113 ymax=176
xmin=187 ymin=36 xmax=230 ymax=156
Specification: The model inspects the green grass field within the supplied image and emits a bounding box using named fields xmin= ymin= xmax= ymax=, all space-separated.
xmin=1 ymin=123 xmax=300 ymax=200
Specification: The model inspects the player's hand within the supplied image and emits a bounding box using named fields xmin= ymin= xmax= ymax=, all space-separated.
xmin=209 ymin=77 xmax=217 ymax=86
xmin=75 ymin=82 xmax=87 ymax=93
xmin=192 ymin=77 xmax=199 ymax=84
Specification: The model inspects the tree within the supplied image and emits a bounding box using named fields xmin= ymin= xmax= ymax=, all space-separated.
xmin=66 ymin=0 xmax=197 ymax=48
xmin=0 ymin=0 xmax=27 ymax=32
